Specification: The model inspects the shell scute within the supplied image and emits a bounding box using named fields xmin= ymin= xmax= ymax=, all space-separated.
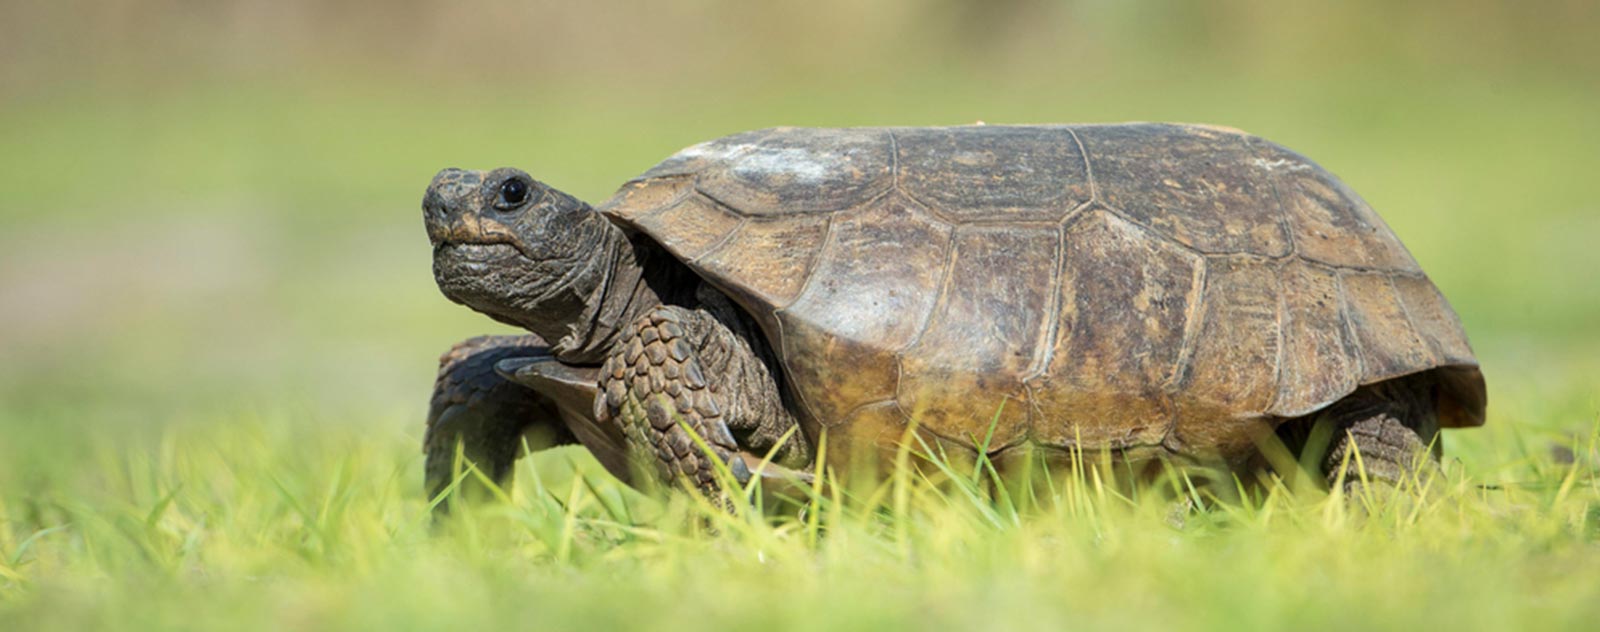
xmin=681 ymin=128 xmax=893 ymax=215
xmin=1077 ymin=124 xmax=1290 ymax=256
xmin=1029 ymin=210 xmax=1203 ymax=448
xmin=896 ymin=225 xmax=1057 ymax=447
xmin=1170 ymin=258 xmax=1283 ymax=452
xmin=776 ymin=196 xmax=951 ymax=427
xmin=894 ymin=126 xmax=1091 ymax=222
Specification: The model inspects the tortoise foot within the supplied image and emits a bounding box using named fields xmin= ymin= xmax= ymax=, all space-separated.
xmin=1326 ymin=413 xmax=1441 ymax=496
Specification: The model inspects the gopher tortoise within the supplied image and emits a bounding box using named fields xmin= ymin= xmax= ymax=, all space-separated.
xmin=420 ymin=124 xmax=1485 ymax=502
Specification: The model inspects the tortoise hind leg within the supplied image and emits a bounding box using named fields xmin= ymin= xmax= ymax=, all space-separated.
xmin=425 ymin=335 xmax=577 ymax=510
xmin=1324 ymin=412 xmax=1439 ymax=493
xmin=1315 ymin=375 xmax=1443 ymax=494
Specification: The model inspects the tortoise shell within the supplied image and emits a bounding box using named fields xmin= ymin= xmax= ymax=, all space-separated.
xmin=598 ymin=124 xmax=1485 ymax=461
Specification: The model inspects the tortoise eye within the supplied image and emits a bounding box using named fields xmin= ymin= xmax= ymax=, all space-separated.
xmin=497 ymin=178 xmax=530 ymax=208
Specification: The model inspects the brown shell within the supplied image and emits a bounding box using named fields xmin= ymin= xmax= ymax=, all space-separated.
xmin=598 ymin=124 xmax=1485 ymax=459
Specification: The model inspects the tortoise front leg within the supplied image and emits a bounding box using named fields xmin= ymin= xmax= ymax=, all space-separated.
xmin=424 ymin=335 xmax=576 ymax=509
xmin=597 ymin=302 xmax=811 ymax=500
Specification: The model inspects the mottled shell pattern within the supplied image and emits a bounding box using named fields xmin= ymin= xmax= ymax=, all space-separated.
xmin=598 ymin=124 xmax=1484 ymax=461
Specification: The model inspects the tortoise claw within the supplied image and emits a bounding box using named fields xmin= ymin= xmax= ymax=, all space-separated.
xmin=728 ymin=454 xmax=752 ymax=485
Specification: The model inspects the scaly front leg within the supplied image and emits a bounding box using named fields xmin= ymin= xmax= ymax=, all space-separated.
xmin=596 ymin=300 xmax=811 ymax=499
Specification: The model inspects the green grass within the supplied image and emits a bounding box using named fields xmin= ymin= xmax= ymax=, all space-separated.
xmin=0 ymin=405 xmax=1596 ymax=631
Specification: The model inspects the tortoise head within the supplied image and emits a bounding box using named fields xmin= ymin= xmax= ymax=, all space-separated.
xmin=423 ymin=167 xmax=606 ymax=333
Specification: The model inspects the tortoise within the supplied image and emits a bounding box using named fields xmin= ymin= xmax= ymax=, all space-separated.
xmin=420 ymin=123 xmax=1485 ymax=502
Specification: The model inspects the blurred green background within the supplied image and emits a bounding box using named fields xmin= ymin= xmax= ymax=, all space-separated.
xmin=1 ymin=0 xmax=1597 ymax=477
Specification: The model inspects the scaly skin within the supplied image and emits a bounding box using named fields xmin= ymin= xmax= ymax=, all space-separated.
xmin=601 ymin=306 xmax=738 ymax=493
xmin=1275 ymin=372 xmax=1442 ymax=492
xmin=1320 ymin=374 xmax=1443 ymax=493
xmin=423 ymin=335 xmax=576 ymax=506
xmin=1325 ymin=413 xmax=1437 ymax=493
xmin=597 ymin=292 xmax=811 ymax=496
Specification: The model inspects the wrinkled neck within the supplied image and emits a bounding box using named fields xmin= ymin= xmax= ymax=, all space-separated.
xmin=531 ymin=218 xmax=691 ymax=364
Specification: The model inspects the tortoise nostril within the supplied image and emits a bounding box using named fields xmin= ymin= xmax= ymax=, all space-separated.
xmin=422 ymin=191 xmax=452 ymax=219
xmin=424 ymin=169 xmax=487 ymax=220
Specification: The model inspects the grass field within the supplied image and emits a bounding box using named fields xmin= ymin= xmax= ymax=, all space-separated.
xmin=3 ymin=1 xmax=1599 ymax=629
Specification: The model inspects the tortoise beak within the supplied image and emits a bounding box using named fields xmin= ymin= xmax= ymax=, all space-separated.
xmin=429 ymin=213 xmax=519 ymax=248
